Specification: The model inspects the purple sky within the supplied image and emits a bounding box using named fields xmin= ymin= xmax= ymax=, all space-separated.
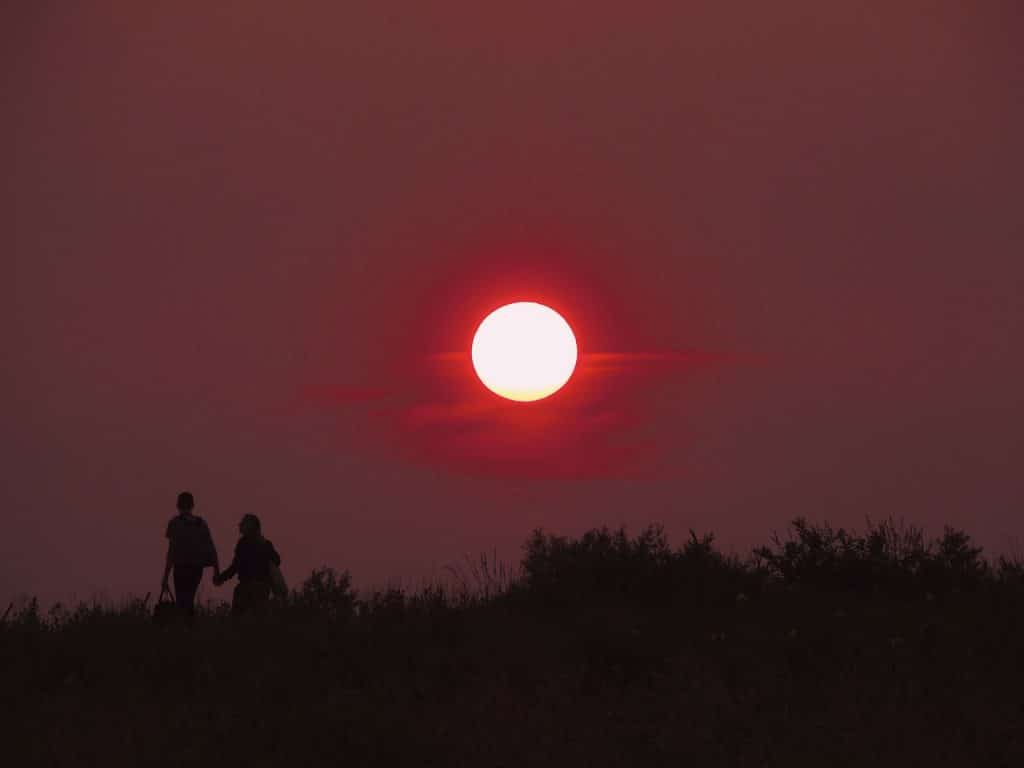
xmin=5 ymin=2 xmax=1022 ymax=605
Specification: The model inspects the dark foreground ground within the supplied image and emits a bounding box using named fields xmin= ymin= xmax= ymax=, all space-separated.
xmin=4 ymin=518 xmax=1024 ymax=767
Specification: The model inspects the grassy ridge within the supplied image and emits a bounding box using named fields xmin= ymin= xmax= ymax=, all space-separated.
xmin=4 ymin=515 xmax=1024 ymax=766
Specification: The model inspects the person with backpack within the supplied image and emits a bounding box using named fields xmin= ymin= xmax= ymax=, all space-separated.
xmin=161 ymin=491 xmax=220 ymax=621
xmin=213 ymin=513 xmax=282 ymax=615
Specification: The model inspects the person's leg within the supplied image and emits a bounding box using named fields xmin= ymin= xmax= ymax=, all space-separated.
xmin=174 ymin=565 xmax=203 ymax=620
xmin=231 ymin=582 xmax=248 ymax=617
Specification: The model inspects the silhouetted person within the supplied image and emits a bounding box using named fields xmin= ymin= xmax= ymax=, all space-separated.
xmin=214 ymin=514 xmax=281 ymax=616
xmin=162 ymin=491 xmax=220 ymax=621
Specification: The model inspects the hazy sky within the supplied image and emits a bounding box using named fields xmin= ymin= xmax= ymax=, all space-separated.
xmin=5 ymin=2 xmax=1022 ymax=604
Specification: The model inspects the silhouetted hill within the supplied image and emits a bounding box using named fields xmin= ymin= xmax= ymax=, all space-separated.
xmin=3 ymin=516 xmax=1023 ymax=766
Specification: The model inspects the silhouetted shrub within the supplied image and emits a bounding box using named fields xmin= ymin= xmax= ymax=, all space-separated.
xmin=674 ymin=529 xmax=761 ymax=600
xmin=521 ymin=524 xmax=759 ymax=620
xmin=995 ymin=553 xmax=1024 ymax=587
xmin=292 ymin=567 xmax=356 ymax=622
xmin=753 ymin=516 xmax=889 ymax=593
xmin=752 ymin=515 xmax=990 ymax=596
xmin=917 ymin=525 xmax=988 ymax=593
xmin=522 ymin=524 xmax=672 ymax=601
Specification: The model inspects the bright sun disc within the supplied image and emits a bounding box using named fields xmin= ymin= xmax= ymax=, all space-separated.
xmin=471 ymin=302 xmax=578 ymax=402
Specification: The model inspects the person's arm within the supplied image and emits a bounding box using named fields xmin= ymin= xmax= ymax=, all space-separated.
xmin=203 ymin=521 xmax=220 ymax=579
xmin=216 ymin=544 xmax=240 ymax=585
xmin=161 ymin=543 xmax=173 ymax=590
xmin=267 ymin=540 xmax=281 ymax=567
xmin=161 ymin=521 xmax=174 ymax=590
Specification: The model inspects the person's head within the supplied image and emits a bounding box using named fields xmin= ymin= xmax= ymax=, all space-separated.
xmin=239 ymin=514 xmax=261 ymax=537
xmin=177 ymin=491 xmax=195 ymax=514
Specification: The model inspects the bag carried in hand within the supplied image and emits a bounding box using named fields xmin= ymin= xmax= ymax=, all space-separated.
xmin=153 ymin=586 xmax=179 ymax=625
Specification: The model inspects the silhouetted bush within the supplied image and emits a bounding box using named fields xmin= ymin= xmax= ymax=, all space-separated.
xmin=919 ymin=525 xmax=988 ymax=593
xmin=522 ymin=524 xmax=672 ymax=597
xmin=751 ymin=515 xmax=991 ymax=596
xmin=291 ymin=567 xmax=357 ymax=622
xmin=521 ymin=524 xmax=762 ymax=620
xmin=995 ymin=553 xmax=1024 ymax=587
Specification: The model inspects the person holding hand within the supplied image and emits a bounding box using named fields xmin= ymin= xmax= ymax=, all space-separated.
xmin=161 ymin=491 xmax=219 ymax=622
xmin=214 ymin=513 xmax=281 ymax=616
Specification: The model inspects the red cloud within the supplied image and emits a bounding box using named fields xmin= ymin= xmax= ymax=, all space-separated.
xmin=308 ymin=350 xmax=741 ymax=479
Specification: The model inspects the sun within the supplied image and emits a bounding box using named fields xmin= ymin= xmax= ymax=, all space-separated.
xmin=471 ymin=302 xmax=578 ymax=402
